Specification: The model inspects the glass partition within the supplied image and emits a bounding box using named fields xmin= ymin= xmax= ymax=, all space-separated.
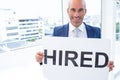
xmin=0 ymin=0 xmax=101 ymax=52
xmin=116 ymin=0 xmax=120 ymax=41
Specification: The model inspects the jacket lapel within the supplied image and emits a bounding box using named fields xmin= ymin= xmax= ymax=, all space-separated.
xmin=63 ymin=23 xmax=69 ymax=37
xmin=84 ymin=23 xmax=93 ymax=38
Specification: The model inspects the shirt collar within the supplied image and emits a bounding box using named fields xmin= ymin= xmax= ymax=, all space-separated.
xmin=69 ymin=22 xmax=85 ymax=32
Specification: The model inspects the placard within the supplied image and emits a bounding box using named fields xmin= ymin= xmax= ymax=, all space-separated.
xmin=41 ymin=37 xmax=110 ymax=80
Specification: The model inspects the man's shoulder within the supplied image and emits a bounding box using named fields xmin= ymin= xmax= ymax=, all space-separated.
xmin=84 ymin=22 xmax=101 ymax=38
xmin=53 ymin=23 xmax=69 ymax=36
xmin=84 ymin=22 xmax=101 ymax=30
xmin=54 ymin=23 xmax=69 ymax=29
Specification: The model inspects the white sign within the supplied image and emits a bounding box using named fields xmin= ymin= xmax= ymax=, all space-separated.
xmin=41 ymin=37 xmax=110 ymax=80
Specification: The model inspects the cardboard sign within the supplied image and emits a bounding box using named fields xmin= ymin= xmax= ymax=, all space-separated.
xmin=41 ymin=37 xmax=110 ymax=80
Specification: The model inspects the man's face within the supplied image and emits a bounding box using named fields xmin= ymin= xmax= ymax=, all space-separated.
xmin=67 ymin=0 xmax=86 ymax=27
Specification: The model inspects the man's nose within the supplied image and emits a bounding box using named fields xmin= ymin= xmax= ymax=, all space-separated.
xmin=74 ymin=12 xmax=79 ymax=17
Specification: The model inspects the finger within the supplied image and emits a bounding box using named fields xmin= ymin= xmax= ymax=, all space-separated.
xmin=37 ymin=52 xmax=44 ymax=56
xmin=36 ymin=55 xmax=43 ymax=62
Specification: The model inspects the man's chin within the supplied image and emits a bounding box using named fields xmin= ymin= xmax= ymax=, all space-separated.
xmin=72 ymin=23 xmax=81 ymax=27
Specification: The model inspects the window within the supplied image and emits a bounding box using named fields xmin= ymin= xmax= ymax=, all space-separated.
xmin=116 ymin=0 xmax=120 ymax=41
xmin=62 ymin=0 xmax=101 ymax=28
xmin=0 ymin=0 xmax=101 ymax=52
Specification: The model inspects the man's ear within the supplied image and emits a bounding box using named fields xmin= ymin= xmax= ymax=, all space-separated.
xmin=67 ymin=8 xmax=69 ymax=14
xmin=84 ymin=9 xmax=87 ymax=14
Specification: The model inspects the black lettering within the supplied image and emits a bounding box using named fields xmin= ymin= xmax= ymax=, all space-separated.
xmin=44 ymin=49 xmax=56 ymax=65
xmin=59 ymin=50 xmax=63 ymax=65
xmin=95 ymin=52 xmax=109 ymax=68
xmin=81 ymin=52 xmax=92 ymax=67
xmin=65 ymin=51 xmax=78 ymax=67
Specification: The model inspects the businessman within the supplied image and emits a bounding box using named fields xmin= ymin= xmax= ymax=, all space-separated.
xmin=35 ymin=0 xmax=114 ymax=71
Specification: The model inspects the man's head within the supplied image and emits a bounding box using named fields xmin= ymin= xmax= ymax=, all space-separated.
xmin=67 ymin=0 xmax=87 ymax=27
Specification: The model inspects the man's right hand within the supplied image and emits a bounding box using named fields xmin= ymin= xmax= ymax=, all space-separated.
xmin=35 ymin=52 xmax=44 ymax=63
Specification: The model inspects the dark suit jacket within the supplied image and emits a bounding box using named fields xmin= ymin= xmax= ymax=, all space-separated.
xmin=53 ymin=22 xmax=101 ymax=38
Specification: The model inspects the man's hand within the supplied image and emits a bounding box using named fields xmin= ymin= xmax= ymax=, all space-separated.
xmin=107 ymin=61 xmax=114 ymax=72
xmin=35 ymin=52 xmax=44 ymax=63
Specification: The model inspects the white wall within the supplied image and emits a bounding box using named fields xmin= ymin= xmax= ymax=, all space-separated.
xmin=0 ymin=45 xmax=46 ymax=80
xmin=102 ymin=0 xmax=120 ymax=80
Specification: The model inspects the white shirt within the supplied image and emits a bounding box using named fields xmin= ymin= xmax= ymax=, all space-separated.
xmin=68 ymin=22 xmax=87 ymax=38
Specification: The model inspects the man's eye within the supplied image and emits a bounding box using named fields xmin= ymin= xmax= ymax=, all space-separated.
xmin=79 ymin=8 xmax=84 ymax=12
xmin=70 ymin=8 xmax=75 ymax=12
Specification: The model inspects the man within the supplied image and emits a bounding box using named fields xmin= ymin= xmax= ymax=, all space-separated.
xmin=35 ymin=0 xmax=114 ymax=71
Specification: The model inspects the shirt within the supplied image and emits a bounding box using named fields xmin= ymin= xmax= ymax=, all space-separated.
xmin=68 ymin=22 xmax=87 ymax=38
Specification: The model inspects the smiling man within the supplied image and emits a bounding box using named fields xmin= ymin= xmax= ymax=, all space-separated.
xmin=35 ymin=0 xmax=114 ymax=71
